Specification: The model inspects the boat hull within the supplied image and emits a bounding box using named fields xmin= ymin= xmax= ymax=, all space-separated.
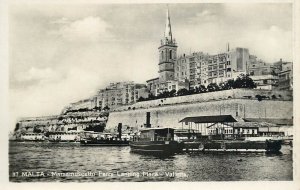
xmin=129 ymin=141 xmax=183 ymax=155
xmin=80 ymin=139 xmax=130 ymax=146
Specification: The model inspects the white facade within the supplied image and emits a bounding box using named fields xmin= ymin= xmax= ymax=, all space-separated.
xmin=20 ymin=133 xmax=45 ymax=140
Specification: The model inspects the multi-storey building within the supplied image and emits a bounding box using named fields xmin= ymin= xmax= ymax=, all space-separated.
xmin=175 ymin=52 xmax=210 ymax=88
xmin=96 ymin=81 xmax=149 ymax=109
xmin=65 ymin=81 xmax=149 ymax=111
xmin=174 ymin=48 xmax=250 ymax=89
xmin=277 ymin=62 xmax=293 ymax=90
xmin=207 ymin=53 xmax=228 ymax=84
xmin=146 ymin=77 xmax=160 ymax=96
xmin=248 ymin=57 xmax=281 ymax=90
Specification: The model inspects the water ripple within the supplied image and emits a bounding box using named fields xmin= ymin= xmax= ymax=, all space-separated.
xmin=9 ymin=141 xmax=292 ymax=182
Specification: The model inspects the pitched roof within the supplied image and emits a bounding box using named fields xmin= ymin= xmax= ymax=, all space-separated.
xmin=179 ymin=115 xmax=237 ymax=123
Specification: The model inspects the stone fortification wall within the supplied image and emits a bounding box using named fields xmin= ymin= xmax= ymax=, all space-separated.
xmin=113 ymin=89 xmax=292 ymax=111
xmin=106 ymin=99 xmax=292 ymax=129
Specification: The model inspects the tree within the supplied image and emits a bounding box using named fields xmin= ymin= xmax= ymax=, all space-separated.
xmin=148 ymin=93 xmax=156 ymax=100
xmin=188 ymin=88 xmax=196 ymax=95
xmin=225 ymin=79 xmax=235 ymax=89
xmin=169 ymin=89 xmax=177 ymax=97
xmin=177 ymin=88 xmax=189 ymax=96
xmin=158 ymin=91 xmax=170 ymax=99
xmin=234 ymin=74 xmax=256 ymax=89
xmin=198 ymin=85 xmax=207 ymax=93
xmin=137 ymin=97 xmax=145 ymax=102
xmin=207 ymin=83 xmax=220 ymax=92
xmin=219 ymin=82 xmax=226 ymax=90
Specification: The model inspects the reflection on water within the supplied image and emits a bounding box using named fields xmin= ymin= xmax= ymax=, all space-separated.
xmin=9 ymin=141 xmax=292 ymax=182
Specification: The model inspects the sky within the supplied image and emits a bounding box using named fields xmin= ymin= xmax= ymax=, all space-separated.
xmin=8 ymin=3 xmax=292 ymax=130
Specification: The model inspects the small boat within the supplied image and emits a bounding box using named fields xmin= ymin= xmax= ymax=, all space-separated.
xmin=129 ymin=127 xmax=184 ymax=155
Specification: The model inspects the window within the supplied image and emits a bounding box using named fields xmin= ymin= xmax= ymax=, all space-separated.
xmin=169 ymin=50 xmax=172 ymax=59
xmin=189 ymin=57 xmax=195 ymax=62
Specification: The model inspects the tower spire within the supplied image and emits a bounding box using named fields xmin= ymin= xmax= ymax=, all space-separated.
xmin=164 ymin=6 xmax=172 ymax=41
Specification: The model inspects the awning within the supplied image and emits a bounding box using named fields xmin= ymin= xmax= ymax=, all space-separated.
xmin=179 ymin=115 xmax=237 ymax=123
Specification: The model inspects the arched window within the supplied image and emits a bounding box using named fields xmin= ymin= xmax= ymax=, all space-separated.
xmin=169 ymin=50 xmax=172 ymax=59
xmin=161 ymin=51 xmax=164 ymax=60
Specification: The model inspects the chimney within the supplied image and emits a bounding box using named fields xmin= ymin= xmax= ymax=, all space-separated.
xmin=117 ymin=123 xmax=122 ymax=139
xmin=146 ymin=112 xmax=151 ymax=128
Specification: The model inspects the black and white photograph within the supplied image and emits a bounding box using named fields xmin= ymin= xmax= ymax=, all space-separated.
xmin=1 ymin=0 xmax=299 ymax=188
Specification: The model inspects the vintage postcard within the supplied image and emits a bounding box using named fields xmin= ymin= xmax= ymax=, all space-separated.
xmin=1 ymin=0 xmax=299 ymax=189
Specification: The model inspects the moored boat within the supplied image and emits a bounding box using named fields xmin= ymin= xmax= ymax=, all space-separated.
xmin=80 ymin=123 xmax=131 ymax=146
xmin=80 ymin=138 xmax=129 ymax=146
xmin=129 ymin=127 xmax=184 ymax=155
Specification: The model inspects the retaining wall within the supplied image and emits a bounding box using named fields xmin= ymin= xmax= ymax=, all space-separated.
xmin=106 ymin=99 xmax=293 ymax=129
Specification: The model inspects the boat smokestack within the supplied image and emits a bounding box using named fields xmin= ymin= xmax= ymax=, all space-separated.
xmin=117 ymin=123 xmax=122 ymax=139
xmin=146 ymin=112 xmax=151 ymax=128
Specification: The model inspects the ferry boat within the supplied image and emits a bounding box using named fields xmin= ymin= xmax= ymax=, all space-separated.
xmin=129 ymin=127 xmax=184 ymax=155
xmin=80 ymin=125 xmax=131 ymax=146
xmin=80 ymin=138 xmax=130 ymax=146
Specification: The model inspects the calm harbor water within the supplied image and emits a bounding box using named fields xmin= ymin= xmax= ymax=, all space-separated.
xmin=9 ymin=141 xmax=293 ymax=182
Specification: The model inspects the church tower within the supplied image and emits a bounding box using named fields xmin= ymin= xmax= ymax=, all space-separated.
xmin=158 ymin=8 xmax=177 ymax=87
